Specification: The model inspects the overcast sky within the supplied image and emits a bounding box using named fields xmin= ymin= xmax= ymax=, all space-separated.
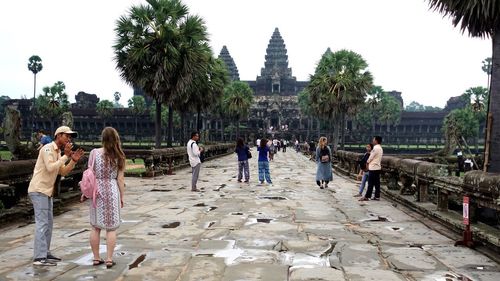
xmin=0 ymin=0 xmax=491 ymax=108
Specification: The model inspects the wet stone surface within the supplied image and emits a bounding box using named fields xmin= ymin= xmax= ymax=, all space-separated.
xmin=0 ymin=151 xmax=499 ymax=280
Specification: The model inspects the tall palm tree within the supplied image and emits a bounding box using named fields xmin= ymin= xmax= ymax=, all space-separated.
xmin=96 ymin=100 xmax=114 ymax=127
xmin=28 ymin=55 xmax=43 ymax=101
xmin=307 ymin=49 xmax=373 ymax=151
xmin=427 ymin=0 xmax=500 ymax=171
xmin=28 ymin=55 xmax=43 ymax=129
xmin=223 ymin=81 xmax=254 ymax=138
xmin=128 ymin=95 xmax=146 ymax=135
xmin=114 ymin=0 xmax=210 ymax=148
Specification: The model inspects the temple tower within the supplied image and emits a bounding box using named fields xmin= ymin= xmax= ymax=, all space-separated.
xmin=218 ymin=45 xmax=240 ymax=81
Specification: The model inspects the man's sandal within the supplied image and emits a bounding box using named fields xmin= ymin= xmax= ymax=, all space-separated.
xmin=106 ymin=260 xmax=116 ymax=269
xmin=93 ymin=259 xmax=105 ymax=266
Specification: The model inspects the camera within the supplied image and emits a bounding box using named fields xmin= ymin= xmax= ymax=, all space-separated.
xmin=71 ymin=143 xmax=81 ymax=151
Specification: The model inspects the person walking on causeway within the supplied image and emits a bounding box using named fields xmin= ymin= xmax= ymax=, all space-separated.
xmin=234 ymin=137 xmax=251 ymax=183
xmin=315 ymin=136 xmax=333 ymax=189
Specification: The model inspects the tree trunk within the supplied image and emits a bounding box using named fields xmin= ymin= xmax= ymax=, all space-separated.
xmin=221 ymin=119 xmax=225 ymax=141
xmin=180 ymin=112 xmax=185 ymax=143
xmin=167 ymin=105 xmax=173 ymax=147
xmin=332 ymin=118 xmax=341 ymax=152
xmin=32 ymin=74 xmax=36 ymax=131
xmin=135 ymin=116 xmax=138 ymax=136
xmin=154 ymin=100 xmax=162 ymax=148
xmin=236 ymin=115 xmax=240 ymax=138
xmin=485 ymin=28 xmax=500 ymax=172
xmin=340 ymin=113 xmax=346 ymax=150
xmin=306 ymin=117 xmax=311 ymax=140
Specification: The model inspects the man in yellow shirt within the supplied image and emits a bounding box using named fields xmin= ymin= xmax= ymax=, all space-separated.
xmin=28 ymin=126 xmax=84 ymax=266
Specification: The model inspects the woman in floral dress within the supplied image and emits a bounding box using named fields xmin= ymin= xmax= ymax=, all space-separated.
xmin=88 ymin=127 xmax=125 ymax=269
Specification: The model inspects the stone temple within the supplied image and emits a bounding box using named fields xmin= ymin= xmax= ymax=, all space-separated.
xmin=2 ymin=28 xmax=474 ymax=145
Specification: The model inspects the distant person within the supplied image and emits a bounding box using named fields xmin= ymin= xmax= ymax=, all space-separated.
xmin=256 ymin=138 xmax=261 ymax=147
xmin=295 ymin=139 xmax=299 ymax=152
xmin=354 ymin=143 xmax=373 ymax=197
xmin=268 ymin=139 xmax=275 ymax=161
xmin=315 ymin=137 xmax=333 ymax=189
xmin=187 ymin=132 xmax=204 ymax=192
xmin=282 ymin=139 xmax=287 ymax=152
xmin=87 ymin=127 xmax=125 ymax=269
xmin=234 ymin=138 xmax=250 ymax=183
xmin=28 ymin=126 xmax=84 ymax=266
xmin=36 ymin=129 xmax=52 ymax=150
xmin=359 ymin=136 xmax=383 ymax=201
xmin=257 ymin=138 xmax=272 ymax=185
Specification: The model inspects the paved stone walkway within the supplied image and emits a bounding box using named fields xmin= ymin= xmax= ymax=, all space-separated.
xmin=0 ymin=150 xmax=499 ymax=280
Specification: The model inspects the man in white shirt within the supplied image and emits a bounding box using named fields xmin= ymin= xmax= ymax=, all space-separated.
xmin=360 ymin=136 xmax=383 ymax=201
xmin=256 ymin=138 xmax=261 ymax=147
xmin=187 ymin=132 xmax=204 ymax=192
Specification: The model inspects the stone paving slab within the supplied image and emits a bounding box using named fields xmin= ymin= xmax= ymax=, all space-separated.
xmin=0 ymin=150 xmax=498 ymax=280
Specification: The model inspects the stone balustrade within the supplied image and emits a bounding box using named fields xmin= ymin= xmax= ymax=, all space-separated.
xmin=0 ymin=143 xmax=235 ymax=215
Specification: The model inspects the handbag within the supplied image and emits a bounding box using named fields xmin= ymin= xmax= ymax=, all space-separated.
xmin=321 ymin=155 xmax=330 ymax=163
xmin=79 ymin=149 xmax=98 ymax=207
xmin=246 ymin=149 xmax=252 ymax=159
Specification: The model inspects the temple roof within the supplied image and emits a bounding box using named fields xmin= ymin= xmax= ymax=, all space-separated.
xmin=259 ymin=27 xmax=293 ymax=79
xmin=218 ymin=45 xmax=240 ymax=81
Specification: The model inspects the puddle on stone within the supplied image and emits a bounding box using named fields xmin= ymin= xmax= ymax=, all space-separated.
xmin=361 ymin=213 xmax=392 ymax=222
xmin=129 ymin=254 xmax=146 ymax=270
xmin=121 ymin=219 xmax=141 ymax=223
xmin=257 ymin=218 xmax=273 ymax=223
xmin=386 ymin=226 xmax=404 ymax=232
xmin=196 ymin=253 xmax=215 ymax=257
xmin=72 ymin=245 xmax=122 ymax=265
xmin=151 ymin=189 xmax=172 ymax=192
xmin=194 ymin=203 xmax=207 ymax=207
xmin=204 ymin=221 xmax=216 ymax=229
xmin=258 ymin=196 xmax=288 ymax=200
xmin=169 ymin=207 xmax=180 ymax=209
xmin=207 ymin=206 xmax=218 ymax=212
xmin=231 ymin=212 xmax=243 ymax=215
xmin=282 ymin=252 xmax=330 ymax=269
xmin=162 ymin=222 xmax=181 ymax=228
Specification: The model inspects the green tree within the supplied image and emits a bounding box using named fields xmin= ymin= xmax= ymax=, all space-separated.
xmin=307 ymin=49 xmax=373 ymax=151
xmin=36 ymin=81 xmax=69 ymax=132
xmin=28 ymin=55 xmax=43 ymax=103
xmin=298 ymin=90 xmax=314 ymax=140
xmin=223 ymin=81 xmax=254 ymax=138
xmin=128 ymin=95 xmax=146 ymax=135
xmin=405 ymin=101 xmax=425 ymax=112
xmin=0 ymin=95 xmax=10 ymax=120
xmin=377 ymin=93 xmax=402 ymax=132
xmin=461 ymin=86 xmax=489 ymax=153
xmin=482 ymin=57 xmax=492 ymax=90
xmin=442 ymin=108 xmax=479 ymax=155
xmin=114 ymin=0 xmax=211 ymax=148
xmin=96 ymin=100 xmax=114 ymax=127
xmin=427 ymin=0 xmax=500 ymax=171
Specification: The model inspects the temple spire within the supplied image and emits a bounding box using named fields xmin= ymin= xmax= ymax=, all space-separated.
xmin=218 ymin=45 xmax=240 ymax=81
xmin=260 ymin=27 xmax=293 ymax=79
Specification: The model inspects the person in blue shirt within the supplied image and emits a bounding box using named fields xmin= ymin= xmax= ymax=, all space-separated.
xmin=36 ymin=130 xmax=53 ymax=150
xmin=257 ymin=138 xmax=272 ymax=185
xmin=234 ymin=138 xmax=251 ymax=183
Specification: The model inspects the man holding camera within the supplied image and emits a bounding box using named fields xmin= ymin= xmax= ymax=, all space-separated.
xmin=28 ymin=126 xmax=84 ymax=266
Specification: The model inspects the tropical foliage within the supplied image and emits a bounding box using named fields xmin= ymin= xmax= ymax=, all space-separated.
xmin=36 ymin=81 xmax=69 ymax=132
xmin=223 ymin=81 xmax=254 ymax=138
xmin=405 ymin=101 xmax=442 ymax=112
xmin=96 ymin=100 xmax=114 ymax=127
xmin=128 ymin=95 xmax=146 ymax=135
xmin=306 ymin=49 xmax=373 ymax=151
xmin=426 ymin=0 xmax=500 ymax=171
xmin=114 ymin=0 xmax=213 ymax=148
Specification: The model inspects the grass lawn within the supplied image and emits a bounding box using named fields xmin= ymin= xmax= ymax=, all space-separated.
xmin=125 ymin=158 xmax=145 ymax=174
xmin=0 ymin=151 xmax=12 ymax=160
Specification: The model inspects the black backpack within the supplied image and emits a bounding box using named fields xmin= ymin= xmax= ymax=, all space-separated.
xmin=191 ymin=142 xmax=205 ymax=163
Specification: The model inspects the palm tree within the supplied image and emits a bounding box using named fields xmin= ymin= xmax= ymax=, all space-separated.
xmin=307 ymin=49 xmax=373 ymax=151
xmin=114 ymin=0 xmax=210 ymax=148
xmin=28 ymin=55 xmax=43 ymax=129
xmin=96 ymin=100 xmax=114 ymax=127
xmin=427 ymin=0 xmax=500 ymax=171
xmin=223 ymin=81 xmax=254 ymax=138
xmin=114 ymin=92 xmax=122 ymax=108
xmin=128 ymin=95 xmax=146 ymax=135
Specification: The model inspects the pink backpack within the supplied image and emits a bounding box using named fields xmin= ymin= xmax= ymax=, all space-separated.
xmin=80 ymin=149 xmax=97 ymax=207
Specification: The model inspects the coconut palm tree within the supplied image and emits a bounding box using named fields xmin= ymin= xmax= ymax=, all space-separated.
xmin=96 ymin=100 xmax=114 ymax=127
xmin=223 ymin=81 xmax=254 ymax=138
xmin=114 ymin=0 xmax=210 ymax=148
xmin=427 ymin=0 xmax=500 ymax=171
xmin=128 ymin=95 xmax=146 ymax=135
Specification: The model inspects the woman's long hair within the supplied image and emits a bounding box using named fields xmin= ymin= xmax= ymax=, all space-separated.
xmin=318 ymin=136 xmax=328 ymax=149
xmin=260 ymin=138 xmax=268 ymax=148
xmin=236 ymin=137 xmax=244 ymax=148
xmin=101 ymin=127 xmax=126 ymax=171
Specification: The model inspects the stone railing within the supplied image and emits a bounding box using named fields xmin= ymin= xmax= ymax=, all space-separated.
xmin=334 ymin=150 xmax=500 ymax=249
xmin=124 ymin=143 xmax=235 ymax=176
xmin=0 ymin=143 xmax=235 ymax=224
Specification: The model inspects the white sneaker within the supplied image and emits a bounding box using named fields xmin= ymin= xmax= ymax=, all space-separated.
xmin=33 ymin=259 xmax=57 ymax=266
